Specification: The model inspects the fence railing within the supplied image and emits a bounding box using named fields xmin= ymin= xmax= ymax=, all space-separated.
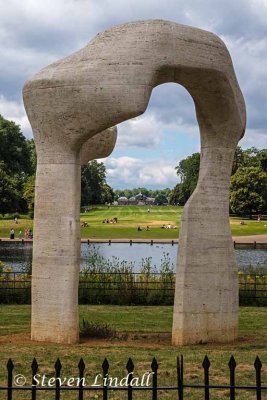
xmin=0 ymin=355 xmax=266 ymax=399
xmin=0 ymin=271 xmax=267 ymax=305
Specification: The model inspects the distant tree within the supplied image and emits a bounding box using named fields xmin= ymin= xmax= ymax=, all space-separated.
xmin=0 ymin=115 xmax=35 ymax=213
xmin=26 ymin=139 xmax=37 ymax=173
xmin=258 ymin=149 xmax=267 ymax=172
xmin=101 ymin=183 xmax=115 ymax=204
xmin=169 ymin=183 xmax=187 ymax=205
xmin=81 ymin=160 xmax=113 ymax=205
xmin=170 ymin=152 xmax=200 ymax=205
xmin=23 ymin=175 xmax=35 ymax=215
xmin=123 ymin=189 xmax=134 ymax=199
xmin=232 ymin=146 xmax=267 ymax=173
xmin=230 ymin=166 xmax=267 ymax=217
xmin=114 ymin=190 xmax=125 ymax=199
xmin=155 ymin=193 xmax=168 ymax=205
xmin=0 ymin=114 xmax=33 ymax=176
xmin=0 ymin=162 xmax=22 ymax=214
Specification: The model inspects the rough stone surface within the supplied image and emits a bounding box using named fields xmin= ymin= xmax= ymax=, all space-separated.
xmin=80 ymin=127 xmax=117 ymax=165
xmin=29 ymin=128 xmax=117 ymax=344
xmin=23 ymin=20 xmax=246 ymax=344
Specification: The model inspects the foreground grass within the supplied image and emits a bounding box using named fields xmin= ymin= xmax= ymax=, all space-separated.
xmin=0 ymin=305 xmax=266 ymax=399
xmin=1 ymin=206 xmax=267 ymax=239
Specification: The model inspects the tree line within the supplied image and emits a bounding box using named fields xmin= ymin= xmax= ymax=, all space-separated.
xmin=0 ymin=115 xmax=36 ymax=215
xmin=0 ymin=114 xmax=266 ymax=217
xmin=0 ymin=115 xmax=114 ymax=215
xmin=169 ymin=147 xmax=267 ymax=217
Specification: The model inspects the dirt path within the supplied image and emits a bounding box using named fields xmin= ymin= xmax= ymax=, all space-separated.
xmin=232 ymin=234 xmax=267 ymax=243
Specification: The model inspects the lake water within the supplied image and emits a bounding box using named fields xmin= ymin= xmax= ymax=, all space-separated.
xmin=0 ymin=242 xmax=266 ymax=272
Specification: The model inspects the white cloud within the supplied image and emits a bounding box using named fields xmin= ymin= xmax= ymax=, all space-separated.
xmin=239 ymin=129 xmax=267 ymax=149
xmin=117 ymin=114 xmax=162 ymax=148
xmin=0 ymin=95 xmax=32 ymax=137
xmin=104 ymin=156 xmax=178 ymax=188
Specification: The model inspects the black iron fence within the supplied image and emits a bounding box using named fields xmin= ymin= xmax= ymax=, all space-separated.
xmin=0 ymin=355 xmax=266 ymax=399
xmin=0 ymin=271 xmax=267 ymax=306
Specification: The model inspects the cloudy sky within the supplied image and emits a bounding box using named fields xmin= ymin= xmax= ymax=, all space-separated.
xmin=0 ymin=0 xmax=266 ymax=189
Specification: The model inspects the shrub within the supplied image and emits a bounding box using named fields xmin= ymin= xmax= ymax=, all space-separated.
xmin=80 ymin=319 xmax=117 ymax=339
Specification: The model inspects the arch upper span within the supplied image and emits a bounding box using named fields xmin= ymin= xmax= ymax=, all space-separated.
xmin=23 ymin=20 xmax=245 ymax=159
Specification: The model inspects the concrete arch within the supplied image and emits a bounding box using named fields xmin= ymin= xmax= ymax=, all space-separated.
xmin=23 ymin=20 xmax=246 ymax=344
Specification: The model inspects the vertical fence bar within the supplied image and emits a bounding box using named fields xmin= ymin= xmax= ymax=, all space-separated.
xmin=54 ymin=358 xmax=62 ymax=400
xmin=126 ymin=358 xmax=134 ymax=400
xmin=228 ymin=356 xmax=236 ymax=400
xmin=7 ymin=359 xmax=14 ymax=400
xmin=254 ymin=356 xmax=262 ymax=400
xmin=31 ymin=358 xmax=38 ymax=400
xmin=177 ymin=356 xmax=183 ymax=400
xmin=102 ymin=358 xmax=109 ymax=400
xmin=151 ymin=358 xmax=158 ymax=400
xmin=78 ymin=358 xmax=85 ymax=400
xmin=202 ymin=356 xmax=210 ymax=400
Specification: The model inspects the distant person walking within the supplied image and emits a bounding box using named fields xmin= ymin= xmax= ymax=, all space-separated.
xmin=10 ymin=228 xmax=15 ymax=239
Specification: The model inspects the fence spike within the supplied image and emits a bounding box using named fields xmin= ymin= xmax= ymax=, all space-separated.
xmin=78 ymin=358 xmax=85 ymax=373
xmin=254 ymin=355 xmax=262 ymax=400
xmin=228 ymin=355 xmax=236 ymax=370
xmin=151 ymin=357 xmax=158 ymax=372
xmin=7 ymin=359 xmax=14 ymax=371
xmin=202 ymin=355 xmax=210 ymax=370
xmin=126 ymin=358 xmax=134 ymax=373
xmin=31 ymin=358 xmax=38 ymax=373
xmin=54 ymin=358 xmax=62 ymax=374
xmin=254 ymin=356 xmax=262 ymax=370
xmin=177 ymin=356 xmax=184 ymax=400
xmin=102 ymin=358 xmax=109 ymax=373
xmin=228 ymin=355 xmax=236 ymax=400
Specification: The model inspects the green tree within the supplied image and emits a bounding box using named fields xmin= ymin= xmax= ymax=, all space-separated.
xmin=0 ymin=115 xmax=35 ymax=213
xmin=114 ymin=190 xmax=125 ymax=199
xmin=26 ymin=139 xmax=37 ymax=173
xmin=0 ymin=114 xmax=33 ymax=176
xmin=0 ymin=162 xmax=22 ymax=214
xmin=169 ymin=183 xmax=187 ymax=205
xmin=23 ymin=175 xmax=35 ymax=216
xmin=171 ymin=152 xmax=200 ymax=205
xmin=155 ymin=192 xmax=168 ymax=205
xmin=232 ymin=146 xmax=267 ymax=173
xmin=81 ymin=160 xmax=113 ymax=205
xmin=230 ymin=166 xmax=267 ymax=217
xmin=101 ymin=183 xmax=115 ymax=204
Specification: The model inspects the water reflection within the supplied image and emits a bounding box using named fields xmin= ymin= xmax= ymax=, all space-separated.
xmin=0 ymin=242 xmax=266 ymax=272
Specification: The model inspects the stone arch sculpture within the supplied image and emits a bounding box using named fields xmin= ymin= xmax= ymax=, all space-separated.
xmin=23 ymin=20 xmax=246 ymax=344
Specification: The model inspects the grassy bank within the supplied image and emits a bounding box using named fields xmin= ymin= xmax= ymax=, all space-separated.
xmin=0 ymin=305 xmax=266 ymax=399
xmin=0 ymin=206 xmax=267 ymax=239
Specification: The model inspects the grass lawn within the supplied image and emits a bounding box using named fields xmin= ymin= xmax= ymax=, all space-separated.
xmin=0 ymin=305 xmax=266 ymax=399
xmin=1 ymin=206 xmax=266 ymax=239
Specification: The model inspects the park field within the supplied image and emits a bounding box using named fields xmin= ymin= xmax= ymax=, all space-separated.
xmin=0 ymin=205 xmax=267 ymax=239
xmin=0 ymin=305 xmax=266 ymax=399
